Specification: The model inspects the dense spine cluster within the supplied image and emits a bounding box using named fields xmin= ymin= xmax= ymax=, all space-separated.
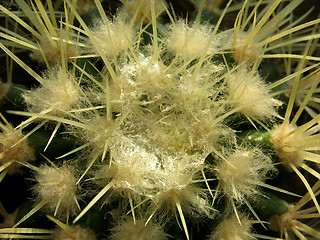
xmin=0 ymin=0 xmax=320 ymax=239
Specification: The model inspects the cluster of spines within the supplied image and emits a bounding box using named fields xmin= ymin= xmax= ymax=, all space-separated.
xmin=0 ymin=0 xmax=320 ymax=239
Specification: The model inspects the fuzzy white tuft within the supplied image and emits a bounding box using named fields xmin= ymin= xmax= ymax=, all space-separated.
xmin=94 ymin=135 xmax=160 ymax=195
xmin=110 ymin=218 xmax=168 ymax=240
xmin=270 ymin=124 xmax=304 ymax=169
xmin=149 ymin=151 xmax=213 ymax=223
xmin=214 ymin=148 xmax=274 ymax=202
xmin=89 ymin=17 xmax=136 ymax=58
xmin=231 ymin=31 xmax=262 ymax=64
xmin=0 ymin=126 xmax=35 ymax=175
xmin=226 ymin=66 xmax=281 ymax=120
xmin=209 ymin=214 xmax=253 ymax=240
xmin=34 ymin=165 xmax=79 ymax=218
xmin=30 ymin=31 xmax=79 ymax=65
xmin=79 ymin=115 xmax=117 ymax=155
xmin=117 ymin=54 xmax=228 ymax=153
xmin=166 ymin=21 xmax=220 ymax=60
xmin=23 ymin=67 xmax=79 ymax=116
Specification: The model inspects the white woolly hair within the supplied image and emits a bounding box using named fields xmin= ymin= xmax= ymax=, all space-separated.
xmin=231 ymin=30 xmax=262 ymax=64
xmin=270 ymin=124 xmax=304 ymax=169
xmin=208 ymin=214 xmax=253 ymax=240
xmin=148 ymin=152 xmax=214 ymax=224
xmin=23 ymin=66 xmax=79 ymax=116
xmin=145 ymin=114 xmax=231 ymax=155
xmin=110 ymin=218 xmax=168 ymax=240
xmin=116 ymin=54 xmax=229 ymax=154
xmin=93 ymin=135 xmax=161 ymax=195
xmin=30 ymin=34 xmax=79 ymax=65
xmin=89 ymin=16 xmax=136 ymax=58
xmin=166 ymin=20 xmax=220 ymax=60
xmin=33 ymin=165 xmax=79 ymax=218
xmin=79 ymin=115 xmax=117 ymax=154
xmin=0 ymin=126 xmax=35 ymax=175
xmin=226 ymin=65 xmax=281 ymax=121
xmin=214 ymin=147 xmax=274 ymax=203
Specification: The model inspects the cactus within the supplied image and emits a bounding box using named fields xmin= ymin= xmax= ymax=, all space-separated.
xmin=0 ymin=0 xmax=320 ymax=239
